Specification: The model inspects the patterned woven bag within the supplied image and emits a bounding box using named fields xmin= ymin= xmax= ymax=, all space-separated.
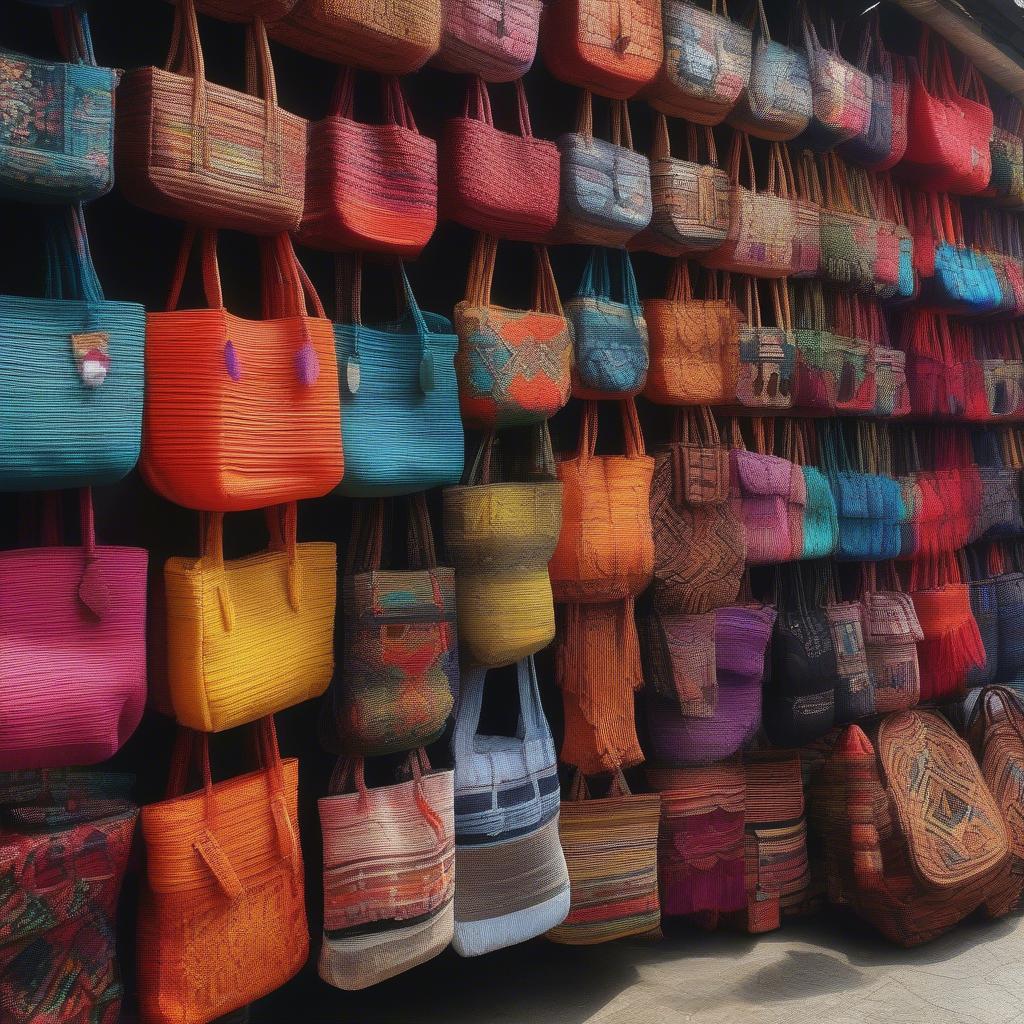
xmin=0 ymin=5 xmax=117 ymax=202
xmin=547 ymin=771 xmax=661 ymax=944
xmin=817 ymin=151 xmax=879 ymax=293
xmin=319 ymin=751 xmax=454 ymax=990
xmin=781 ymin=419 xmax=836 ymax=560
xmin=640 ymin=607 xmax=718 ymax=717
xmin=297 ymin=71 xmax=436 ymax=256
xmin=643 ymin=0 xmax=751 ymax=125
xmin=733 ymin=277 xmax=796 ymax=410
xmin=434 ymin=0 xmax=542 ymax=80
xmin=333 ymin=257 xmax=464 ymax=497
xmin=142 ymin=230 xmax=343 ymax=512
xmin=556 ymin=92 xmax=652 ymax=246
xmin=163 ymin=505 xmax=336 ymax=732
xmin=441 ymin=77 xmax=559 ymax=242
xmin=567 ymin=248 xmax=649 ymax=398
xmin=837 ymin=14 xmax=893 ymax=168
xmin=116 ymin=0 xmax=306 ymax=234
xmin=138 ymin=720 xmax=308 ymax=1024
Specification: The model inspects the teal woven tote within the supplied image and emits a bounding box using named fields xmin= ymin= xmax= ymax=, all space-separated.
xmin=0 ymin=206 xmax=144 ymax=491
xmin=0 ymin=5 xmax=119 ymax=202
xmin=783 ymin=419 xmax=837 ymax=560
xmin=334 ymin=258 xmax=465 ymax=497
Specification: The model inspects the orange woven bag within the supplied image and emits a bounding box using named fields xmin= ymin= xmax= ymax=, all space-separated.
xmin=141 ymin=229 xmax=342 ymax=512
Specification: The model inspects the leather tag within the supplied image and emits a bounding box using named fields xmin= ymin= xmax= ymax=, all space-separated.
xmin=70 ymin=331 xmax=110 ymax=388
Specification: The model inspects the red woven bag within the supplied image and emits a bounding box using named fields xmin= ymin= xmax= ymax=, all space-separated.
xmin=900 ymin=310 xmax=964 ymax=420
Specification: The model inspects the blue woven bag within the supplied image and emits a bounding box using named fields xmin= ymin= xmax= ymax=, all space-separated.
xmin=783 ymin=419 xmax=837 ymax=560
xmin=333 ymin=257 xmax=465 ymax=497
xmin=933 ymin=244 xmax=1003 ymax=314
xmin=0 ymin=4 xmax=118 ymax=202
xmin=0 ymin=205 xmax=144 ymax=491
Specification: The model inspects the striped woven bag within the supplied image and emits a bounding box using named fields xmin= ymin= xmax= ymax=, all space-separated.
xmin=434 ymin=0 xmax=542 ymax=80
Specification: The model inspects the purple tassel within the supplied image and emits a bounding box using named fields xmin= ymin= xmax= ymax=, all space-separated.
xmin=296 ymin=341 xmax=320 ymax=387
xmin=224 ymin=341 xmax=242 ymax=382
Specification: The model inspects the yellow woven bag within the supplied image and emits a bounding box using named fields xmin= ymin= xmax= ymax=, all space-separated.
xmin=164 ymin=504 xmax=336 ymax=732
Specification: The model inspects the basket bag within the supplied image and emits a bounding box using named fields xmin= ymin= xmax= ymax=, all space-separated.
xmin=451 ymin=656 xmax=570 ymax=956
xmin=547 ymin=772 xmax=661 ymax=945
xmin=434 ymin=0 xmax=542 ymax=80
xmin=116 ymin=0 xmax=306 ymax=234
xmin=900 ymin=310 xmax=963 ymax=420
xmin=440 ymin=78 xmax=559 ymax=242
xmin=817 ymin=152 xmax=879 ymax=293
xmin=319 ymin=751 xmax=454 ymax=990
xmin=568 ymin=248 xmax=649 ymax=398
xmin=927 ymin=196 xmax=1002 ymax=315
xmin=333 ymin=257 xmax=464 ymax=497
xmin=298 ymin=70 xmax=436 ymax=257
xmin=996 ymin=562 xmax=1024 ymax=684
xmin=785 ymin=148 xmax=821 ymax=278
xmin=870 ymin=300 xmax=911 ymax=417
xmin=540 ymin=0 xmax=662 ymax=99
xmin=0 ymin=489 xmax=146 ymax=771
xmin=734 ymin=277 xmax=796 ymax=410
xmin=643 ymin=0 xmax=751 ymax=125
xmin=142 ymin=230 xmax=343 ymax=512
xmin=163 ymin=504 xmax=336 ymax=732
xmin=640 ymin=607 xmax=718 ymax=717
xmin=0 ymin=5 xmax=117 ymax=202
xmin=857 ymin=18 xmax=909 ymax=172
xmin=837 ymin=15 xmax=893 ymax=168
xmin=0 ymin=205 xmax=144 ymax=492
xmin=138 ymin=721 xmax=308 ymax=1024
xmin=873 ymin=173 xmax=916 ymax=303
xmin=781 ymin=418 xmax=837 ymax=560
xmin=556 ymin=93 xmax=652 ymax=245
xmin=972 ymin=433 xmax=1023 ymax=541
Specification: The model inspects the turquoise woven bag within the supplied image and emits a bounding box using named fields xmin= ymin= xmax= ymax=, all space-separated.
xmin=783 ymin=419 xmax=837 ymax=560
xmin=0 ymin=206 xmax=145 ymax=491
xmin=334 ymin=258 xmax=465 ymax=497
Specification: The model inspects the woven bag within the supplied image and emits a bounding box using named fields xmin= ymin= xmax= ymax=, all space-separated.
xmin=786 ymin=148 xmax=820 ymax=278
xmin=927 ymin=196 xmax=1003 ymax=315
xmin=857 ymin=19 xmax=909 ymax=172
xmin=0 ymin=490 xmax=145 ymax=771
xmin=781 ymin=419 xmax=836 ymax=560
xmin=322 ymin=497 xmax=456 ymax=757
xmin=547 ymin=771 xmax=661 ymax=945
xmin=138 ymin=720 xmax=308 ymax=1024
xmin=870 ymin=300 xmax=911 ymax=417
xmin=996 ymin=565 xmax=1024 ymax=684
xmin=163 ymin=504 xmax=336 ymax=732
xmin=116 ymin=0 xmax=306 ymax=234
xmin=0 ymin=5 xmax=117 ymax=202
xmin=900 ymin=310 xmax=962 ymax=419
xmin=873 ymin=173 xmax=916 ymax=303
xmin=318 ymin=751 xmax=454 ymax=990
xmin=540 ymin=0 xmax=662 ymax=99
xmin=643 ymin=0 xmax=751 ymax=124
xmin=142 ymin=230 xmax=342 ymax=512
xmin=733 ymin=277 xmax=795 ymax=410
xmin=567 ymin=248 xmax=649 ymax=398
xmin=556 ymin=92 xmax=652 ymax=246
xmin=298 ymin=71 xmax=436 ymax=256
xmin=333 ymin=257 xmax=464 ymax=497
xmin=441 ymin=78 xmax=559 ymax=242
xmin=963 ymin=552 xmax=999 ymax=691
xmin=0 ymin=205 xmax=144 ymax=491
xmin=988 ymin=98 xmax=1024 ymax=208
xmin=972 ymin=432 xmax=1023 ymax=541
xmin=837 ymin=15 xmax=893 ymax=168
xmin=630 ymin=116 xmax=731 ymax=257
xmin=434 ymin=0 xmax=542 ymax=80
xmin=640 ymin=607 xmax=718 ymax=717
xmin=817 ymin=152 xmax=879 ymax=293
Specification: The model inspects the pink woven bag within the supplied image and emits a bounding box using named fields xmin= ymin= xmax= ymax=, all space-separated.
xmin=0 ymin=490 xmax=147 ymax=769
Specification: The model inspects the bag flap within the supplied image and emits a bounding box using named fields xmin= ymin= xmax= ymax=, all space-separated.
xmin=834 ymin=472 xmax=868 ymax=518
xmin=864 ymin=592 xmax=924 ymax=644
xmin=682 ymin=445 xmax=729 ymax=505
xmin=733 ymin=451 xmax=793 ymax=499
xmin=346 ymin=568 xmax=456 ymax=624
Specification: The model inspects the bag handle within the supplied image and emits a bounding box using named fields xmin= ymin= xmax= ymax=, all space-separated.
xmin=51 ymin=3 xmax=99 ymax=65
xmin=328 ymin=69 xmax=421 ymax=133
xmin=345 ymin=495 xmax=439 ymax=573
xmin=666 ymin=258 xmax=694 ymax=303
xmin=465 ymin=235 xmax=563 ymax=317
xmin=797 ymin=149 xmax=823 ymax=206
xmin=609 ymin=99 xmax=635 ymax=151
xmin=463 ymin=77 xmax=535 ymax=138
xmin=165 ymin=226 xmax=224 ymax=311
xmin=44 ymin=204 xmax=104 ymax=304
xmin=726 ymin=131 xmax=758 ymax=191
xmin=577 ymin=399 xmax=646 ymax=462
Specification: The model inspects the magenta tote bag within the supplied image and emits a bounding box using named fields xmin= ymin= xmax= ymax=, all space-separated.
xmin=0 ymin=489 xmax=147 ymax=769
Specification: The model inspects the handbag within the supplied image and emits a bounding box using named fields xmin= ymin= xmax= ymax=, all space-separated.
xmin=900 ymin=309 xmax=965 ymax=420
xmin=556 ymin=92 xmax=652 ymax=246
xmin=818 ymin=152 xmax=879 ymax=293
xmin=643 ymin=0 xmax=752 ymax=125
xmin=568 ymin=248 xmax=649 ymax=398
xmin=988 ymin=98 xmax=1024 ymax=208
xmin=928 ymin=196 xmax=1003 ymax=315
xmin=434 ymin=0 xmax=542 ymax=81
xmin=837 ymin=14 xmax=893 ymax=167
xmin=116 ymin=0 xmax=306 ymax=234
xmin=440 ymin=77 xmax=560 ymax=242
xmin=733 ymin=277 xmax=796 ymax=410
xmin=786 ymin=148 xmax=821 ymax=278
xmin=639 ymin=607 xmax=718 ymax=717
xmin=333 ymin=256 xmax=464 ymax=497
xmin=163 ymin=504 xmax=336 ymax=732
xmin=318 ymin=750 xmax=454 ymax=990
xmin=454 ymin=236 xmax=572 ymax=429
xmin=0 ymin=489 xmax=146 ymax=770
xmin=0 ymin=4 xmax=118 ymax=202
xmin=0 ymin=205 xmax=145 ymax=492
xmin=298 ymin=70 xmax=436 ymax=256
xmin=868 ymin=298 xmax=911 ymax=417
xmin=873 ymin=173 xmax=917 ymax=303
xmin=962 ymin=549 xmax=999 ymax=691
xmin=782 ymin=418 xmax=837 ymax=560
xmin=137 ymin=720 xmax=308 ymax=1024
xmin=972 ymin=432 xmax=1024 ymax=541
xmin=142 ymin=230 xmax=343 ymax=512
xmin=859 ymin=562 xmax=922 ymax=714
xmin=547 ymin=771 xmax=661 ymax=945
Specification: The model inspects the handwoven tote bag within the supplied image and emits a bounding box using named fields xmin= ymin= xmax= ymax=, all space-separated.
xmin=639 ymin=607 xmax=718 ymax=717
xmin=440 ymin=78 xmax=560 ymax=241
xmin=871 ymin=302 xmax=911 ymax=417
xmin=556 ymin=93 xmax=652 ymax=246
xmin=643 ymin=262 xmax=738 ymax=405
xmin=837 ymin=15 xmax=893 ymax=168
xmin=142 ymin=230 xmax=343 ymax=512
xmin=781 ymin=419 xmax=836 ymax=560
xmin=818 ymin=152 xmax=879 ymax=293
xmin=268 ymin=0 xmax=441 ymax=73
xmin=547 ymin=772 xmax=661 ymax=945
xmin=539 ymin=0 xmax=662 ymax=99
xmin=322 ymin=497 xmax=457 ymax=757
xmin=138 ymin=721 xmax=308 ymax=1024
xmin=785 ymin=147 xmax=820 ymax=279
xmin=454 ymin=236 xmax=572 ymax=429
xmin=319 ymin=751 xmax=454 ymax=990
xmin=734 ymin=277 xmax=796 ymax=410
xmin=297 ymin=71 xmax=436 ymax=256
xmin=568 ymin=248 xmax=649 ymax=398
xmin=333 ymin=257 xmax=464 ymax=497
xmin=643 ymin=0 xmax=751 ymax=125
xmin=434 ymin=0 xmax=542 ymax=80
xmin=873 ymin=173 xmax=916 ymax=303
xmin=728 ymin=0 xmax=811 ymax=141
xmin=858 ymin=564 xmax=922 ymax=713
xmin=116 ymin=0 xmax=306 ymax=234
xmin=900 ymin=310 xmax=962 ymax=420
xmin=0 ymin=490 xmax=146 ymax=771
xmin=0 ymin=5 xmax=117 ymax=202
xmin=630 ymin=116 xmax=731 ymax=257
xmin=0 ymin=205 xmax=144 ymax=492
xmin=927 ymin=197 xmax=1002 ymax=315
xmin=163 ymin=504 xmax=336 ymax=732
